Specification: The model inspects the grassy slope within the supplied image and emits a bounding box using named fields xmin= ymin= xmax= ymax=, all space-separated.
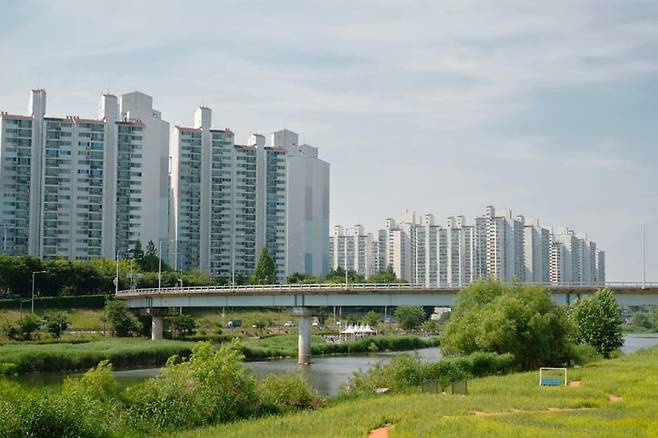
xmin=175 ymin=347 xmax=658 ymax=438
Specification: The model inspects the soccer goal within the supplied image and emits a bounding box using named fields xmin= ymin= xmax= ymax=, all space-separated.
xmin=539 ymin=367 xmax=567 ymax=386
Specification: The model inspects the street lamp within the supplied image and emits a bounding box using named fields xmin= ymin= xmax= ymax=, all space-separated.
xmin=31 ymin=270 xmax=46 ymax=314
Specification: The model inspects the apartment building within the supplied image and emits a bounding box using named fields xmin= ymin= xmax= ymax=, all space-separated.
xmin=0 ymin=89 xmax=169 ymax=260
xmin=331 ymin=206 xmax=605 ymax=286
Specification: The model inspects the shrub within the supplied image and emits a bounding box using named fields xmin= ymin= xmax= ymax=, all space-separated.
xmin=123 ymin=341 xmax=258 ymax=432
xmin=343 ymin=351 xmax=516 ymax=395
xmin=44 ymin=312 xmax=69 ymax=338
xmin=570 ymin=343 xmax=603 ymax=365
xmin=0 ymin=380 xmax=112 ymax=438
xmin=61 ymin=360 xmax=118 ymax=402
xmin=258 ymin=374 xmax=322 ymax=414
xmin=0 ymin=362 xmax=17 ymax=375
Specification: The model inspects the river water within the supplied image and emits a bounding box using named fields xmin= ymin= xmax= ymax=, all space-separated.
xmin=10 ymin=334 xmax=658 ymax=395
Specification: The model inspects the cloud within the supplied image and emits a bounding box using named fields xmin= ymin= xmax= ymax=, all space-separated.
xmin=1 ymin=0 xmax=658 ymax=280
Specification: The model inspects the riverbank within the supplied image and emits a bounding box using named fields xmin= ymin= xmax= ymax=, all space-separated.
xmin=174 ymin=345 xmax=658 ymax=437
xmin=0 ymin=334 xmax=438 ymax=375
xmin=0 ymin=338 xmax=193 ymax=374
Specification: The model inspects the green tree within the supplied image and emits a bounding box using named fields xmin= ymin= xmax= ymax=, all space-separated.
xmin=324 ymin=267 xmax=366 ymax=284
xmin=571 ymin=289 xmax=624 ymax=358
xmin=44 ymin=312 xmax=69 ymax=338
xmin=287 ymin=272 xmax=320 ymax=284
xmin=367 ymin=266 xmax=403 ymax=283
xmin=362 ymin=310 xmax=381 ymax=328
xmin=104 ymin=299 xmax=141 ymax=337
xmin=166 ymin=314 xmax=197 ymax=338
xmin=250 ymin=248 xmax=276 ymax=284
xmin=130 ymin=241 xmax=144 ymax=266
xmin=394 ymin=306 xmax=426 ymax=330
xmin=17 ymin=315 xmax=41 ymax=340
xmin=441 ymin=279 xmax=574 ymax=369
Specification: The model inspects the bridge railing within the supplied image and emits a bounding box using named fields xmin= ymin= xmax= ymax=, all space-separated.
xmin=115 ymin=281 xmax=658 ymax=297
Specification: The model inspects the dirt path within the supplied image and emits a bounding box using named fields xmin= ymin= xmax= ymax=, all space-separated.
xmin=368 ymin=407 xmax=592 ymax=436
xmin=368 ymin=425 xmax=393 ymax=438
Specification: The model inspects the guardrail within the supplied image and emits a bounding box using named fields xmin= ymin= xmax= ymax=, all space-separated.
xmin=116 ymin=281 xmax=658 ymax=297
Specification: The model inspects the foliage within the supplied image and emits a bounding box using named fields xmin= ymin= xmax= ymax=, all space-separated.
xmin=0 ymin=254 xmax=219 ymax=298
xmin=258 ymin=374 xmax=323 ymax=414
xmin=441 ymin=279 xmax=575 ymax=369
xmin=0 ymin=294 xmax=107 ymax=310
xmin=0 ymin=379 xmax=113 ymax=438
xmin=343 ymin=351 xmax=516 ymax=394
xmin=362 ymin=310 xmax=381 ymax=328
xmin=17 ymin=314 xmax=41 ymax=340
xmin=166 ymin=313 xmax=197 ymax=337
xmin=367 ymin=266 xmax=404 ymax=283
xmin=250 ymin=247 xmax=277 ymax=284
xmin=571 ymin=289 xmax=624 ymax=358
xmin=123 ymin=341 xmax=259 ymax=432
xmin=61 ymin=360 xmax=118 ymax=402
xmin=287 ymin=272 xmax=321 ymax=284
xmin=44 ymin=312 xmax=69 ymax=338
xmin=394 ymin=306 xmax=426 ymax=330
xmin=324 ymin=267 xmax=366 ymax=284
xmin=104 ymin=299 xmax=141 ymax=337
xmin=420 ymin=319 xmax=441 ymax=334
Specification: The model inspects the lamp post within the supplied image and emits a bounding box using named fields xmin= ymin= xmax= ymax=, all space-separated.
xmin=31 ymin=270 xmax=46 ymax=314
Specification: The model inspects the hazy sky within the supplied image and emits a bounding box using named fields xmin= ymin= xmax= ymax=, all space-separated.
xmin=1 ymin=1 xmax=657 ymax=281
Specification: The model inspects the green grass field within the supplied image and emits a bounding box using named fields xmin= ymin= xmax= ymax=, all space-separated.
xmin=174 ymin=347 xmax=658 ymax=438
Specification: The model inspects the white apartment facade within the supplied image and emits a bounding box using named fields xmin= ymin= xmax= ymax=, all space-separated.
xmin=331 ymin=205 xmax=605 ymax=286
xmin=170 ymin=107 xmax=287 ymax=283
xmin=0 ymin=89 xmax=169 ymax=260
xmin=275 ymin=129 xmax=330 ymax=278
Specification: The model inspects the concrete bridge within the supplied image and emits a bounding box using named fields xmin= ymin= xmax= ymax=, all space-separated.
xmin=117 ymin=282 xmax=658 ymax=364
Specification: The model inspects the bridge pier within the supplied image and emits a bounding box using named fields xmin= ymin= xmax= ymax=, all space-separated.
xmin=292 ymin=307 xmax=313 ymax=365
xmin=149 ymin=308 xmax=167 ymax=340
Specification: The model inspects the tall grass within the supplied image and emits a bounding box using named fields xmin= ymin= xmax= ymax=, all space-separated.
xmin=0 ymin=338 xmax=193 ymax=374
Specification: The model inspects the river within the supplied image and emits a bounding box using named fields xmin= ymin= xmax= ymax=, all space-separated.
xmin=10 ymin=334 xmax=658 ymax=395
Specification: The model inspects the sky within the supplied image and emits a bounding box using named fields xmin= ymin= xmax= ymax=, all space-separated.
xmin=0 ymin=0 xmax=657 ymax=281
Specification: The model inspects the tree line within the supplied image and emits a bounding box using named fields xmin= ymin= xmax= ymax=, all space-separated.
xmin=0 ymin=246 xmax=403 ymax=298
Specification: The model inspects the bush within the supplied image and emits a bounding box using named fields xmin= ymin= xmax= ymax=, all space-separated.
xmin=44 ymin=312 xmax=69 ymax=338
xmin=258 ymin=374 xmax=322 ymax=414
xmin=123 ymin=341 xmax=258 ymax=432
xmin=343 ymin=351 xmax=516 ymax=395
xmin=570 ymin=343 xmax=603 ymax=365
xmin=0 ymin=380 xmax=113 ymax=438
xmin=61 ymin=360 xmax=118 ymax=402
xmin=0 ymin=362 xmax=17 ymax=375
